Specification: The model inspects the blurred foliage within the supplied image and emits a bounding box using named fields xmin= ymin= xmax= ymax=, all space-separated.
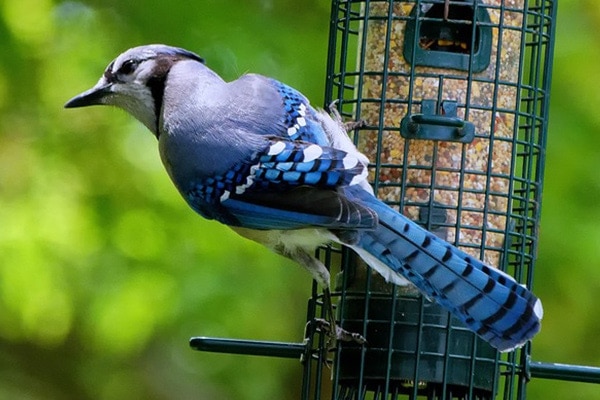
xmin=0 ymin=0 xmax=598 ymax=399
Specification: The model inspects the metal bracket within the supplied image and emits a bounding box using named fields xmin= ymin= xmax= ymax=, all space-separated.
xmin=400 ymin=100 xmax=475 ymax=143
xmin=190 ymin=336 xmax=307 ymax=359
xmin=189 ymin=318 xmax=328 ymax=362
xmin=528 ymin=357 xmax=600 ymax=384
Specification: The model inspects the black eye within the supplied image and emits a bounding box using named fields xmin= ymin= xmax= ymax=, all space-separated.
xmin=118 ymin=59 xmax=138 ymax=75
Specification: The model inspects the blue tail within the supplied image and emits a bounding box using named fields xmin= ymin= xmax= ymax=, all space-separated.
xmin=350 ymin=190 xmax=543 ymax=352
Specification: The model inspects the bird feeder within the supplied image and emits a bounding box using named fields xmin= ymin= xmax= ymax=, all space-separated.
xmin=297 ymin=0 xmax=600 ymax=399
xmin=191 ymin=0 xmax=600 ymax=398
xmin=326 ymin=0 xmax=536 ymax=396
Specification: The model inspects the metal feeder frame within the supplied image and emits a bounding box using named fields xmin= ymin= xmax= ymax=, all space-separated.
xmin=191 ymin=1 xmax=600 ymax=399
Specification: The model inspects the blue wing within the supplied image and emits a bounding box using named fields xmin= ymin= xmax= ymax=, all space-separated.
xmin=269 ymin=79 xmax=331 ymax=146
xmin=185 ymin=137 xmax=376 ymax=231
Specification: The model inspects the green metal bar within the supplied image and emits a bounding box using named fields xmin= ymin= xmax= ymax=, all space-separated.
xmin=189 ymin=337 xmax=306 ymax=359
xmin=529 ymin=361 xmax=600 ymax=384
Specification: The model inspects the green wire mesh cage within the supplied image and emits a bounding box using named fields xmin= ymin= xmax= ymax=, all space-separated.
xmin=191 ymin=0 xmax=600 ymax=399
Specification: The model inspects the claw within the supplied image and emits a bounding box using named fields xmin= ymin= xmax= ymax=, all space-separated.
xmin=321 ymin=288 xmax=367 ymax=350
xmin=326 ymin=99 xmax=341 ymax=117
xmin=327 ymin=100 xmax=366 ymax=132
xmin=305 ymin=289 xmax=367 ymax=374
xmin=314 ymin=318 xmax=367 ymax=345
xmin=344 ymin=119 xmax=366 ymax=132
xmin=302 ymin=289 xmax=368 ymax=370
xmin=335 ymin=325 xmax=367 ymax=345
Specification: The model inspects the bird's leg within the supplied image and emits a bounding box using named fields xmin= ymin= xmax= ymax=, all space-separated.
xmin=343 ymin=119 xmax=366 ymax=132
xmin=317 ymin=287 xmax=367 ymax=350
xmin=315 ymin=287 xmax=340 ymax=351
xmin=335 ymin=103 xmax=366 ymax=132
xmin=289 ymin=248 xmax=366 ymax=350
xmin=326 ymin=100 xmax=366 ymax=133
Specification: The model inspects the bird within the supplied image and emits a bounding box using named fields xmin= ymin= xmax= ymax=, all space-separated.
xmin=65 ymin=44 xmax=543 ymax=352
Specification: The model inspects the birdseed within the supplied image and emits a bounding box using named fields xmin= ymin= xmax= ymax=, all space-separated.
xmin=355 ymin=0 xmax=525 ymax=267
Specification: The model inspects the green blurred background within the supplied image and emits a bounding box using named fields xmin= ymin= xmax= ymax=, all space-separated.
xmin=0 ymin=0 xmax=599 ymax=399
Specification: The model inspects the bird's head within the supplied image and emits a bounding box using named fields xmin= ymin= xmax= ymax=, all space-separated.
xmin=65 ymin=44 xmax=205 ymax=136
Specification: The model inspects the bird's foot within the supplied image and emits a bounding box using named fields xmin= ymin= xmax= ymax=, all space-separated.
xmin=326 ymin=100 xmax=366 ymax=132
xmin=319 ymin=288 xmax=367 ymax=351
xmin=306 ymin=318 xmax=366 ymax=372
xmin=343 ymin=119 xmax=366 ymax=132
xmin=313 ymin=318 xmax=367 ymax=347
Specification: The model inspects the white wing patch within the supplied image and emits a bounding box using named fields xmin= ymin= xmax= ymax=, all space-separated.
xmin=343 ymin=155 xmax=359 ymax=169
xmin=534 ymin=298 xmax=544 ymax=319
xmin=268 ymin=141 xmax=286 ymax=155
xmin=220 ymin=190 xmax=230 ymax=202
xmin=287 ymin=104 xmax=308 ymax=137
xmin=220 ymin=164 xmax=261 ymax=201
xmin=302 ymin=144 xmax=323 ymax=163
xmin=236 ymin=174 xmax=255 ymax=194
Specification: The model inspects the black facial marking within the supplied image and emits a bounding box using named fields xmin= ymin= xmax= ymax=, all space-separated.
xmin=104 ymin=61 xmax=116 ymax=81
xmin=147 ymin=79 xmax=167 ymax=135
xmin=102 ymin=47 xmax=206 ymax=137
xmin=104 ymin=58 xmax=140 ymax=83
xmin=146 ymin=56 xmax=182 ymax=136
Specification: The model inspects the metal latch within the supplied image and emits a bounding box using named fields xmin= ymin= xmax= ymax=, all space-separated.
xmin=400 ymin=99 xmax=475 ymax=143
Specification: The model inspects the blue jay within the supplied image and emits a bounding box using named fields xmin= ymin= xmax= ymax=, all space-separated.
xmin=65 ymin=45 xmax=543 ymax=352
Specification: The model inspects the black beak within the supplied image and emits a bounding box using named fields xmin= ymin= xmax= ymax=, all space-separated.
xmin=64 ymin=84 xmax=112 ymax=108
